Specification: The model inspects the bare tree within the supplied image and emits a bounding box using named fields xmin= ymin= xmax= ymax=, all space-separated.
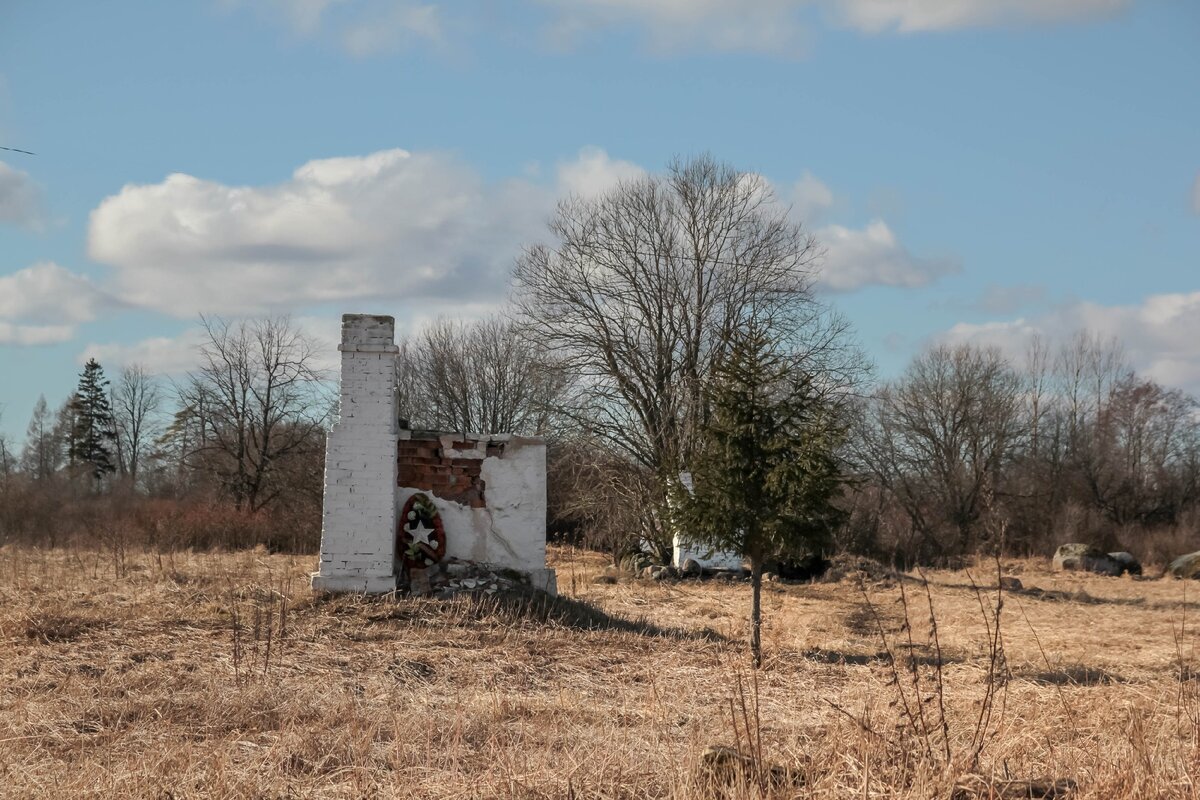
xmin=0 ymin=410 xmax=13 ymax=483
xmin=110 ymin=364 xmax=162 ymax=485
xmin=187 ymin=316 xmax=331 ymax=512
xmin=396 ymin=316 xmax=568 ymax=435
xmin=854 ymin=343 xmax=1025 ymax=559
xmin=20 ymin=395 xmax=61 ymax=480
xmin=514 ymin=154 xmax=863 ymax=552
xmin=1077 ymin=376 xmax=1200 ymax=525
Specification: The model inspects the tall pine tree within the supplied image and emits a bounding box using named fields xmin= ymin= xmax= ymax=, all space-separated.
xmin=69 ymin=358 xmax=118 ymax=487
xmin=681 ymin=326 xmax=847 ymax=667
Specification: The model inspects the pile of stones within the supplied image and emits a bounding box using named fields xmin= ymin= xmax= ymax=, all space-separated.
xmin=1052 ymin=544 xmax=1141 ymax=577
xmin=405 ymin=559 xmax=530 ymax=599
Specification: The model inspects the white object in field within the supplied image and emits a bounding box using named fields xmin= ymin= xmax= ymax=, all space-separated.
xmin=671 ymin=471 xmax=745 ymax=571
xmin=395 ymin=432 xmax=555 ymax=593
xmin=312 ymin=313 xmax=556 ymax=595
xmin=312 ymin=314 xmax=402 ymax=593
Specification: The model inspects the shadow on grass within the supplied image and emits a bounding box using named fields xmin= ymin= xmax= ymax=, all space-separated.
xmin=799 ymin=646 xmax=964 ymax=669
xmin=461 ymin=589 xmax=728 ymax=642
xmin=1018 ymin=663 xmax=1122 ymax=686
xmin=313 ymin=588 xmax=726 ymax=642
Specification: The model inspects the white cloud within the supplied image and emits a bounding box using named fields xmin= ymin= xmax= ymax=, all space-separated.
xmin=0 ymin=322 xmax=75 ymax=346
xmin=80 ymin=331 xmax=208 ymax=376
xmin=555 ymin=146 xmax=645 ymax=198
xmin=341 ymin=2 xmax=442 ymax=55
xmin=88 ymin=148 xmax=558 ymax=317
xmin=791 ymin=170 xmax=834 ymax=221
xmin=0 ymin=160 xmax=44 ymax=229
xmin=0 ymin=262 xmax=111 ymax=346
xmin=535 ymin=0 xmax=1129 ymax=53
xmin=831 ymin=0 xmax=1129 ymax=33
xmin=814 ymin=219 xmax=958 ymax=291
xmin=87 ymin=148 xmax=946 ymax=316
xmin=943 ymin=291 xmax=1200 ymax=394
xmin=538 ymin=0 xmax=811 ymax=55
xmin=225 ymin=0 xmax=442 ymax=54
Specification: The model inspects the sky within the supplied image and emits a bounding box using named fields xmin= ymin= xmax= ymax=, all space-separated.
xmin=1 ymin=0 xmax=1198 ymax=443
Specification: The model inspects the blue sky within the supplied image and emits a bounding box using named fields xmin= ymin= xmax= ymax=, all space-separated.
xmin=1 ymin=0 xmax=1198 ymax=442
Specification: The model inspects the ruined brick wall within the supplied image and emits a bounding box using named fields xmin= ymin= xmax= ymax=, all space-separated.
xmin=397 ymin=432 xmax=549 ymax=579
xmin=396 ymin=434 xmax=505 ymax=509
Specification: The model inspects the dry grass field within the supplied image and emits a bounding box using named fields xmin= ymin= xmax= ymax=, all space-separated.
xmin=1 ymin=545 xmax=1198 ymax=799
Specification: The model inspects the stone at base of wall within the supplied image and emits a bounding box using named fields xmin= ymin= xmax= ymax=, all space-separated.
xmin=310 ymin=573 xmax=398 ymax=594
xmin=526 ymin=568 xmax=558 ymax=596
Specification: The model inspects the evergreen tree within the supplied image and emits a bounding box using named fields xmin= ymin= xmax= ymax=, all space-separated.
xmin=681 ymin=327 xmax=847 ymax=667
xmin=69 ymin=358 xmax=118 ymax=486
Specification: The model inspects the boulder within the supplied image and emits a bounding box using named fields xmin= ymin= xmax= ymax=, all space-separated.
xmin=1107 ymin=551 xmax=1142 ymax=576
xmin=1052 ymin=544 xmax=1122 ymax=576
xmin=1166 ymin=551 xmax=1200 ymax=580
xmin=620 ymin=550 xmax=653 ymax=574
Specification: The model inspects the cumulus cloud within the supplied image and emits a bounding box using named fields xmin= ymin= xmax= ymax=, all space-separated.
xmin=87 ymin=149 xmax=945 ymax=316
xmin=813 ymin=219 xmax=958 ymax=292
xmin=555 ymin=146 xmax=645 ymax=198
xmin=791 ymin=171 xmax=835 ymax=222
xmin=88 ymin=148 xmax=558 ymax=317
xmin=0 ymin=262 xmax=111 ymax=346
xmin=0 ymin=160 xmax=44 ymax=229
xmin=225 ymin=0 xmax=442 ymax=55
xmin=538 ymin=0 xmax=811 ymax=55
xmin=943 ymin=291 xmax=1200 ymax=394
xmin=535 ymin=0 xmax=1129 ymax=53
xmin=830 ymin=0 xmax=1129 ymax=33
xmin=80 ymin=330 xmax=208 ymax=375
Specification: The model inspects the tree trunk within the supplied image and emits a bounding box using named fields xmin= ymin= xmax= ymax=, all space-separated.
xmin=750 ymin=553 xmax=763 ymax=669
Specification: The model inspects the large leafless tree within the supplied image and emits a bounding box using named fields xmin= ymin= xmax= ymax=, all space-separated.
xmin=513 ymin=154 xmax=863 ymax=552
xmin=854 ymin=343 xmax=1025 ymax=559
xmin=110 ymin=364 xmax=162 ymax=485
xmin=185 ymin=316 xmax=330 ymax=512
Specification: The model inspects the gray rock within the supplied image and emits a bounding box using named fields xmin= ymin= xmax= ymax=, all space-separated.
xmin=680 ymin=558 xmax=703 ymax=577
xmin=1107 ymin=552 xmax=1142 ymax=576
xmin=1166 ymin=551 xmax=1200 ymax=580
xmin=1052 ymin=543 xmax=1122 ymax=576
xmin=621 ymin=551 xmax=653 ymax=574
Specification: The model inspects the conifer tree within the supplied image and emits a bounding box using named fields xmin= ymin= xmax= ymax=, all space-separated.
xmin=681 ymin=326 xmax=847 ymax=667
xmin=69 ymin=358 xmax=118 ymax=486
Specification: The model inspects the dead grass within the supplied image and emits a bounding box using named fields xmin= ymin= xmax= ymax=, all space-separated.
xmin=0 ymin=546 xmax=1197 ymax=798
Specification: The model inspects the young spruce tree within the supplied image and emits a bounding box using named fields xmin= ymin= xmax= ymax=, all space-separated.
xmin=682 ymin=326 xmax=846 ymax=667
xmin=69 ymin=358 xmax=118 ymax=487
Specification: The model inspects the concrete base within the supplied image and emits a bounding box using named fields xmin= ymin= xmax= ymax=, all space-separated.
xmin=311 ymin=573 xmax=398 ymax=594
xmin=527 ymin=568 xmax=558 ymax=596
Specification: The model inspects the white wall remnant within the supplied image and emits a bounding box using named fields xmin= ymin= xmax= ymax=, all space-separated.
xmin=312 ymin=313 xmax=556 ymax=595
xmin=312 ymin=314 xmax=402 ymax=593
